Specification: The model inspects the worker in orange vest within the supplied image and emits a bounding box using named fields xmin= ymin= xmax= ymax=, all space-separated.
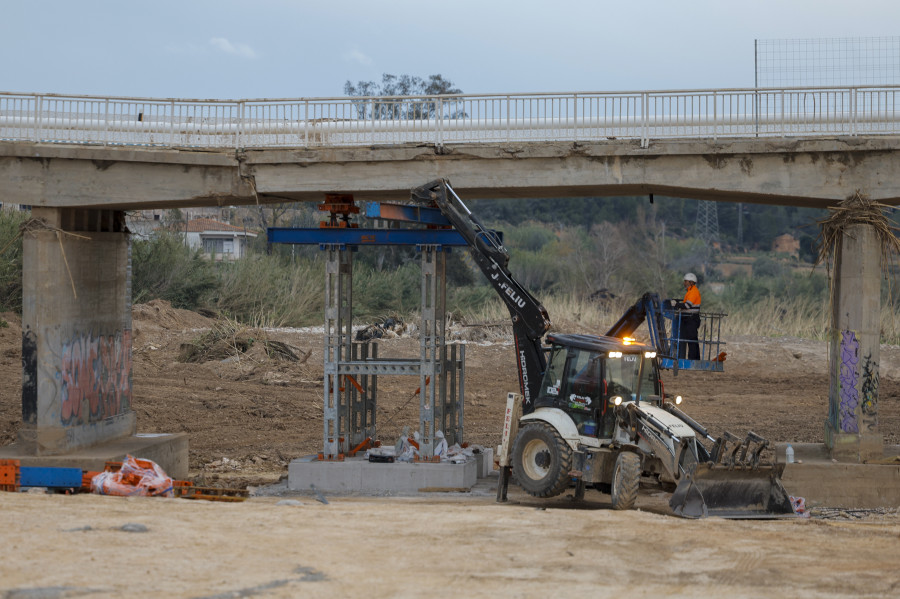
xmin=670 ymin=272 xmax=701 ymax=360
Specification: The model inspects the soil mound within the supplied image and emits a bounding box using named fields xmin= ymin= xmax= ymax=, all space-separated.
xmin=133 ymin=299 xmax=216 ymax=331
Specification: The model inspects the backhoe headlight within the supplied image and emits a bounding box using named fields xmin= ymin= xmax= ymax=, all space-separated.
xmin=608 ymin=351 xmax=622 ymax=359
xmin=644 ymin=351 xmax=657 ymax=359
xmin=675 ymin=395 xmax=683 ymax=405
xmin=611 ymin=396 xmax=623 ymax=406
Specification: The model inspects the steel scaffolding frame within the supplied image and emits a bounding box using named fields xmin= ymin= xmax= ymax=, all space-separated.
xmin=318 ymin=242 xmax=465 ymax=459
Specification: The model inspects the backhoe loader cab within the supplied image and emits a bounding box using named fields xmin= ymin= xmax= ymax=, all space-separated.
xmin=535 ymin=334 xmax=662 ymax=438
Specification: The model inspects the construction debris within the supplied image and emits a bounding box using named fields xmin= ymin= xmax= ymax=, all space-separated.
xmin=355 ymin=316 xmax=408 ymax=341
xmin=91 ymin=455 xmax=174 ymax=497
xmin=175 ymin=484 xmax=248 ymax=502
xmin=310 ymin=484 xmax=329 ymax=505
xmin=178 ymin=321 xmax=254 ymax=363
xmin=178 ymin=320 xmax=307 ymax=364
xmin=365 ymin=434 xmax=485 ymax=465
xmin=811 ymin=507 xmax=900 ymax=520
xmin=1 ymin=457 xmax=247 ymax=502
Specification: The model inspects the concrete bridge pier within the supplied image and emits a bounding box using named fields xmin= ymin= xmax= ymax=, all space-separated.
xmin=825 ymin=223 xmax=884 ymax=462
xmin=0 ymin=206 xmax=187 ymax=478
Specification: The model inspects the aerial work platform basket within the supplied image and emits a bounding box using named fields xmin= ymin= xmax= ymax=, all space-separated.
xmin=606 ymin=292 xmax=727 ymax=374
xmin=660 ymin=306 xmax=727 ymax=373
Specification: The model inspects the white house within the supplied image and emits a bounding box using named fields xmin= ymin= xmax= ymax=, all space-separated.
xmin=183 ymin=218 xmax=257 ymax=260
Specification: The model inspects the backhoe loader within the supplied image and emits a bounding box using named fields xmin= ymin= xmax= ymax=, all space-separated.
xmin=410 ymin=179 xmax=794 ymax=518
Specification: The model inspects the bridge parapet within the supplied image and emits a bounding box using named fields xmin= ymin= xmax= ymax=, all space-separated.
xmin=2 ymin=86 xmax=899 ymax=150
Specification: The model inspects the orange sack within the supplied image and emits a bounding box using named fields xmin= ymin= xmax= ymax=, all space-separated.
xmin=91 ymin=455 xmax=174 ymax=497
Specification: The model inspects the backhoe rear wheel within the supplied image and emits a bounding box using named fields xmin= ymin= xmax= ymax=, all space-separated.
xmin=611 ymin=451 xmax=641 ymax=510
xmin=512 ymin=422 xmax=573 ymax=498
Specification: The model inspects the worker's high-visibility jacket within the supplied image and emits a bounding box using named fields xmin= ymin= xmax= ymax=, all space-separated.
xmin=682 ymin=286 xmax=701 ymax=312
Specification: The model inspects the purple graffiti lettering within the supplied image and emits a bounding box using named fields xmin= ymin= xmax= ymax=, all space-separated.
xmin=60 ymin=330 xmax=132 ymax=425
xmin=838 ymin=330 xmax=860 ymax=433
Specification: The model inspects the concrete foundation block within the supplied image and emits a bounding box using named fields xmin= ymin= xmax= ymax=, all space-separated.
xmin=826 ymin=430 xmax=884 ymax=463
xmin=782 ymin=462 xmax=900 ymax=509
xmin=17 ymin=412 xmax=137 ymax=456
xmin=288 ymin=457 xmax=478 ymax=493
xmin=474 ymin=448 xmax=494 ymax=478
xmin=0 ymin=433 xmax=189 ymax=480
xmin=776 ymin=443 xmax=900 ymax=508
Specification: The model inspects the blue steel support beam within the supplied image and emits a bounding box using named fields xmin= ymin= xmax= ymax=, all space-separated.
xmin=19 ymin=466 xmax=84 ymax=488
xmin=267 ymin=228 xmax=468 ymax=246
xmin=364 ymin=202 xmax=451 ymax=226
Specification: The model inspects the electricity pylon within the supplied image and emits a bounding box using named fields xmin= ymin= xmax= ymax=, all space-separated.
xmin=694 ymin=200 xmax=720 ymax=265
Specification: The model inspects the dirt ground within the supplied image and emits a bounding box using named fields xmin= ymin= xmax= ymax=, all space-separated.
xmin=1 ymin=301 xmax=900 ymax=597
xmin=2 ymin=487 xmax=900 ymax=598
xmin=5 ymin=300 xmax=897 ymax=479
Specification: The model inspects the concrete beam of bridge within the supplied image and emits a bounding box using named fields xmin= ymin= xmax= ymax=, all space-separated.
xmin=0 ymin=143 xmax=254 ymax=210
xmin=2 ymin=136 xmax=900 ymax=209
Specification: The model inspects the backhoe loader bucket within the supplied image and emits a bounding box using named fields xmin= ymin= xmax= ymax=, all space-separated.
xmin=671 ymin=430 xmax=796 ymax=518
xmin=670 ymin=462 xmax=794 ymax=518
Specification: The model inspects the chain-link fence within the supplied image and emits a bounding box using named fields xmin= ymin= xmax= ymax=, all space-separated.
xmin=756 ymin=37 xmax=900 ymax=88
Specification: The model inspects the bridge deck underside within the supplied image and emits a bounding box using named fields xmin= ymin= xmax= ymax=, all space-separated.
xmin=1 ymin=137 xmax=899 ymax=209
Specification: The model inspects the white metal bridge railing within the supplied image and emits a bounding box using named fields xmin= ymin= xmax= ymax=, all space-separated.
xmin=1 ymin=86 xmax=898 ymax=150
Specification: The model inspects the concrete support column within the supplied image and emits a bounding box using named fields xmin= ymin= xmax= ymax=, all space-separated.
xmin=19 ymin=207 xmax=135 ymax=455
xmin=825 ymin=223 xmax=883 ymax=462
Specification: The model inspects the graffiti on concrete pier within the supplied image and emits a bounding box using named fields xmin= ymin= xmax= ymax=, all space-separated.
xmin=860 ymin=353 xmax=879 ymax=432
xmin=838 ymin=329 xmax=860 ymax=433
xmin=60 ymin=330 xmax=132 ymax=424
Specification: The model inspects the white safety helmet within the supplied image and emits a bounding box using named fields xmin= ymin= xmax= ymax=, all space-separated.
xmin=683 ymin=272 xmax=698 ymax=283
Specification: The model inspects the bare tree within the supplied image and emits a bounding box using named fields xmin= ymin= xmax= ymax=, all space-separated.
xmin=589 ymin=222 xmax=628 ymax=291
xmin=627 ymin=206 xmax=670 ymax=293
xmin=250 ymin=203 xmax=296 ymax=231
xmin=559 ymin=223 xmax=628 ymax=297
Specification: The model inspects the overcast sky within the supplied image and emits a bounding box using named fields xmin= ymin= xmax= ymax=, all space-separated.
xmin=2 ymin=0 xmax=898 ymax=100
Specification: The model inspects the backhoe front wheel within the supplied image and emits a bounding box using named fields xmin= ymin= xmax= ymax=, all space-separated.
xmin=511 ymin=422 xmax=573 ymax=498
xmin=610 ymin=451 xmax=641 ymax=510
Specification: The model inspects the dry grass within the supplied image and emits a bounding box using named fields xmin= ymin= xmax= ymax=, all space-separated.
xmin=459 ymin=294 xmax=643 ymax=337
xmin=456 ymin=291 xmax=900 ymax=345
xmin=725 ymin=296 xmax=828 ymax=339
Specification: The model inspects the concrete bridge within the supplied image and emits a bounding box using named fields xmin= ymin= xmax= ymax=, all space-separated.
xmin=2 ymin=87 xmax=900 ymax=209
xmin=0 ymin=86 xmax=898 ymax=480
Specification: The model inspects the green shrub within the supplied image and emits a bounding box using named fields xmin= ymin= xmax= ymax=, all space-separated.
xmin=352 ymin=262 xmax=421 ymax=319
xmin=752 ymin=256 xmax=788 ymax=278
xmin=131 ymin=232 xmax=218 ymax=309
xmin=718 ymin=270 xmax=827 ymax=309
xmin=0 ymin=210 xmax=27 ymax=313
xmin=211 ymin=254 xmax=324 ymax=327
xmin=508 ymin=247 xmax=565 ymax=292
xmin=447 ymin=285 xmax=497 ymax=321
xmin=505 ymin=222 xmax=557 ymax=252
